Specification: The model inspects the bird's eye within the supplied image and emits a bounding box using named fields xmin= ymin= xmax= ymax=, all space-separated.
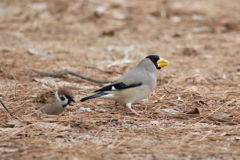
xmin=60 ymin=95 xmax=65 ymax=101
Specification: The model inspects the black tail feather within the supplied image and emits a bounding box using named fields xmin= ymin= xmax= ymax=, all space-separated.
xmin=80 ymin=92 xmax=108 ymax=102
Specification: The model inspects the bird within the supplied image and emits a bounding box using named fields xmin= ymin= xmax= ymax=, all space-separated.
xmin=36 ymin=87 xmax=75 ymax=115
xmin=80 ymin=55 xmax=169 ymax=116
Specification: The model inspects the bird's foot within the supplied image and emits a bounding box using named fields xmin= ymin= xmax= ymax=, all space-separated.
xmin=125 ymin=103 xmax=143 ymax=116
xmin=128 ymin=108 xmax=142 ymax=116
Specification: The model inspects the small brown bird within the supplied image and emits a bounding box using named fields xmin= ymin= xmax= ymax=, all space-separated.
xmin=36 ymin=87 xmax=75 ymax=115
xmin=80 ymin=55 xmax=169 ymax=115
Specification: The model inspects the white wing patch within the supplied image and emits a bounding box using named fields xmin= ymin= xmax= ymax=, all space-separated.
xmin=111 ymin=86 xmax=117 ymax=90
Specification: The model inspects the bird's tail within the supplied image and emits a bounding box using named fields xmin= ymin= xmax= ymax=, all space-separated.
xmin=80 ymin=92 xmax=108 ymax=102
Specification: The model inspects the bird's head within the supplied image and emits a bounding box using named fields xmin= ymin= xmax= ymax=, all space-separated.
xmin=146 ymin=55 xmax=170 ymax=70
xmin=58 ymin=87 xmax=75 ymax=105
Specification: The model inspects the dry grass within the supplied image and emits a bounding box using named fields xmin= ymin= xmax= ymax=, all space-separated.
xmin=0 ymin=0 xmax=240 ymax=159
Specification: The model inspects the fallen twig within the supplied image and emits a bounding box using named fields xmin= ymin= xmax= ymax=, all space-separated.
xmin=208 ymin=117 xmax=238 ymax=125
xmin=0 ymin=99 xmax=12 ymax=116
xmin=32 ymin=69 xmax=110 ymax=84
xmin=193 ymin=99 xmax=236 ymax=125
xmin=163 ymin=87 xmax=170 ymax=93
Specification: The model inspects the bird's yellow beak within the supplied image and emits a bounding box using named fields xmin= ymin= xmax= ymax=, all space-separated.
xmin=157 ymin=58 xmax=169 ymax=68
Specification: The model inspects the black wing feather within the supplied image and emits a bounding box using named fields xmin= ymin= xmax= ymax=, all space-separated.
xmin=94 ymin=82 xmax=142 ymax=92
xmin=80 ymin=92 xmax=109 ymax=102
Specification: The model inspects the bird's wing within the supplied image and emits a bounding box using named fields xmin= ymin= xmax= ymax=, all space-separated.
xmin=94 ymin=82 xmax=142 ymax=92
xmin=94 ymin=67 xmax=154 ymax=93
xmin=36 ymin=91 xmax=55 ymax=104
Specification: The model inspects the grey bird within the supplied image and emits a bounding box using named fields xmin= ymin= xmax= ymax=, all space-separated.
xmin=36 ymin=87 xmax=75 ymax=115
xmin=80 ymin=55 xmax=169 ymax=115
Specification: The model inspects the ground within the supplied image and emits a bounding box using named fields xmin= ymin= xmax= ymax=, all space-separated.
xmin=0 ymin=0 xmax=240 ymax=159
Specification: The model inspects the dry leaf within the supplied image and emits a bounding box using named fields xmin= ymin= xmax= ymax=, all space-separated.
xmin=33 ymin=77 xmax=57 ymax=87
xmin=187 ymin=108 xmax=200 ymax=114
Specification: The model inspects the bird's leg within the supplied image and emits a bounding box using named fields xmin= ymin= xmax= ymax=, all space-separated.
xmin=126 ymin=103 xmax=141 ymax=116
xmin=114 ymin=101 xmax=118 ymax=109
xmin=112 ymin=101 xmax=118 ymax=110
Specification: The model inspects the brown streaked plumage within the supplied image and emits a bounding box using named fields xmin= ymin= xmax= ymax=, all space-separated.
xmin=37 ymin=87 xmax=75 ymax=115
